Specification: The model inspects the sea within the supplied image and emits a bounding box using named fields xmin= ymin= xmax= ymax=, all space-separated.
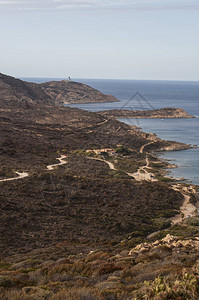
xmin=23 ymin=78 xmax=199 ymax=185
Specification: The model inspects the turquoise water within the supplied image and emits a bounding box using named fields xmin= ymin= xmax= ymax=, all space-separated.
xmin=23 ymin=78 xmax=199 ymax=185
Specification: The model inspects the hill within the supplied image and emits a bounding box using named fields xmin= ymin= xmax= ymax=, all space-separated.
xmin=40 ymin=80 xmax=118 ymax=105
xmin=0 ymin=73 xmax=118 ymax=107
xmin=0 ymin=73 xmax=53 ymax=107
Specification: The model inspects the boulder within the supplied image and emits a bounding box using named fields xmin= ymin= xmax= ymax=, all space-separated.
xmin=162 ymin=234 xmax=176 ymax=244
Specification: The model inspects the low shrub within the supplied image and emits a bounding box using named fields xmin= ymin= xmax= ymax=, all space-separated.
xmin=98 ymin=263 xmax=122 ymax=276
xmin=50 ymin=287 xmax=105 ymax=300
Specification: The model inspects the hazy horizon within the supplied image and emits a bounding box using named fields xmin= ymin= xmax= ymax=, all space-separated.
xmin=1 ymin=0 xmax=199 ymax=81
xmin=20 ymin=76 xmax=199 ymax=83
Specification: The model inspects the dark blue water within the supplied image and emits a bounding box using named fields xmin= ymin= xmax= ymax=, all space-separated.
xmin=22 ymin=77 xmax=199 ymax=185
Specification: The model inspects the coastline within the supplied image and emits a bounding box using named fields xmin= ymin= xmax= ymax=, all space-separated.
xmin=159 ymin=147 xmax=199 ymax=186
xmin=117 ymin=116 xmax=199 ymax=186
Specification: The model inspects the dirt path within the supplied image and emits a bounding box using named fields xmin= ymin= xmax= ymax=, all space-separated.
xmin=87 ymin=157 xmax=116 ymax=170
xmin=140 ymin=141 xmax=155 ymax=154
xmin=0 ymin=155 xmax=68 ymax=183
xmin=128 ymin=155 xmax=158 ymax=182
xmin=0 ymin=172 xmax=29 ymax=182
xmin=87 ymin=155 xmax=157 ymax=182
xmin=170 ymin=185 xmax=197 ymax=224
xmin=47 ymin=155 xmax=67 ymax=170
xmin=147 ymin=185 xmax=197 ymax=238
xmin=82 ymin=118 xmax=108 ymax=131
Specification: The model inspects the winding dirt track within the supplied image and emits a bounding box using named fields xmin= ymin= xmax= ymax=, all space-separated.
xmin=139 ymin=140 xmax=198 ymax=226
xmin=0 ymin=172 xmax=29 ymax=183
xmin=140 ymin=140 xmax=155 ymax=154
xmin=0 ymin=155 xmax=67 ymax=183
xmin=127 ymin=156 xmax=158 ymax=182
xmin=1 ymin=150 xmax=197 ymax=238
xmin=0 ymin=138 xmax=156 ymax=183
xmin=87 ymin=155 xmax=157 ymax=182
xmin=170 ymin=185 xmax=197 ymax=224
xmin=88 ymin=153 xmax=198 ymax=235
xmin=87 ymin=157 xmax=116 ymax=170
xmin=46 ymin=155 xmax=67 ymax=170
xmin=147 ymin=185 xmax=198 ymax=238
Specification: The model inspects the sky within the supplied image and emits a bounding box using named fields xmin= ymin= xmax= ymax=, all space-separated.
xmin=0 ymin=0 xmax=199 ymax=81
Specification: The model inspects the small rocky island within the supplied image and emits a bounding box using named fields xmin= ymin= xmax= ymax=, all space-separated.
xmin=99 ymin=107 xmax=194 ymax=119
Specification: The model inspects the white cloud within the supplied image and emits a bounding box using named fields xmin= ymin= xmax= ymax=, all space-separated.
xmin=0 ymin=0 xmax=199 ymax=12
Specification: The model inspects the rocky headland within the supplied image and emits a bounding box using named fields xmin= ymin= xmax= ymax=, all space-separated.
xmin=99 ymin=107 xmax=194 ymax=119
xmin=40 ymin=80 xmax=118 ymax=105
xmin=0 ymin=73 xmax=118 ymax=107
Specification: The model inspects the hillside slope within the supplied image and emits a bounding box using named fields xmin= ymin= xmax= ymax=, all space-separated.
xmin=0 ymin=72 xmax=197 ymax=300
xmin=0 ymin=73 xmax=53 ymax=107
xmin=1 ymin=234 xmax=199 ymax=299
xmin=0 ymin=73 xmax=190 ymax=257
